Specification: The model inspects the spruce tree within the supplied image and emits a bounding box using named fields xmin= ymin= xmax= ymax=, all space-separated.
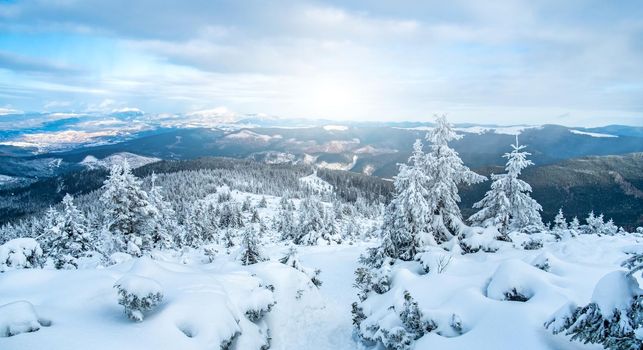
xmin=48 ymin=194 xmax=94 ymax=268
xmin=100 ymin=160 xmax=155 ymax=256
xmin=239 ymin=226 xmax=264 ymax=265
xmin=424 ymin=115 xmax=486 ymax=243
xmin=471 ymin=137 xmax=542 ymax=233
xmin=380 ymin=139 xmax=434 ymax=260
xmin=146 ymin=173 xmax=179 ymax=250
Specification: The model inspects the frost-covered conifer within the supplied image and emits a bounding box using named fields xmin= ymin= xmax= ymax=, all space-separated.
xmin=553 ymin=209 xmax=567 ymax=231
xmin=380 ymin=139 xmax=433 ymax=260
xmin=569 ymin=216 xmax=581 ymax=232
xmin=241 ymin=196 xmax=252 ymax=212
xmin=146 ymin=173 xmax=180 ymax=250
xmin=470 ymin=137 xmax=542 ymax=233
xmin=100 ymin=160 xmax=155 ymax=256
xmin=239 ymin=226 xmax=264 ymax=265
xmin=294 ymin=197 xmax=329 ymax=245
xmin=47 ymin=194 xmax=94 ymax=269
xmin=258 ymin=196 xmax=268 ymax=208
xmin=424 ymin=115 xmax=486 ymax=243
xmin=275 ymin=206 xmax=296 ymax=241
xmin=250 ymin=208 xmax=260 ymax=223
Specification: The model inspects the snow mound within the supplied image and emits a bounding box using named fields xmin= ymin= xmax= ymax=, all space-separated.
xmin=0 ymin=238 xmax=42 ymax=272
xmin=115 ymin=274 xmax=163 ymax=299
xmin=591 ymin=270 xmax=641 ymax=317
xmin=0 ymin=301 xmax=49 ymax=337
xmin=80 ymin=152 xmax=159 ymax=170
xmin=486 ymin=259 xmax=554 ymax=302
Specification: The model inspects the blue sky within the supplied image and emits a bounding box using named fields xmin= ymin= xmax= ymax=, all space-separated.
xmin=0 ymin=0 xmax=642 ymax=126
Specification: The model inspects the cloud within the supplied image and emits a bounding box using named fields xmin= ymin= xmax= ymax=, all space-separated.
xmin=0 ymin=0 xmax=641 ymax=125
xmin=0 ymin=51 xmax=80 ymax=73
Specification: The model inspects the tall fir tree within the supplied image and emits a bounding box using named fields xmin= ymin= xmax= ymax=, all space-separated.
xmin=380 ymin=139 xmax=434 ymax=260
xmin=100 ymin=160 xmax=155 ymax=256
xmin=146 ymin=173 xmax=180 ymax=250
xmin=470 ymin=137 xmax=542 ymax=233
xmin=48 ymin=194 xmax=94 ymax=268
xmin=424 ymin=115 xmax=486 ymax=243
xmin=239 ymin=226 xmax=264 ymax=265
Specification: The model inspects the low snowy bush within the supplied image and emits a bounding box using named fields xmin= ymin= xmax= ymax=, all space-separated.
xmin=279 ymin=245 xmax=322 ymax=287
xmin=486 ymin=259 xmax=550 ymax=302
xmin=521 ymin=238 xmax=543 ymax=250
xmin=0 ymin=301 xmax=50 ymax=337
xmin=114 ymin=274 xmax=164 ymax=322
xmin=0 ymin=238 xmax=43 ymax=272
xmin=458 ymin=226 xmax=506 ymax=253
xmin=545 ymin=270 xmax=642 ymax=350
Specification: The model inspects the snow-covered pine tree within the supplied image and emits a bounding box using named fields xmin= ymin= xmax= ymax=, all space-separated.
xmin=585 ymin=211 xmax=605 ymax=234
xmin=39 ymin=206 xmax=60 ymax=253
xmin=294 ymin=197 xmax=326 ymax=245
xmin=569 ymin=216 xmax=580 ymax=232
xmin=468 ymin=172 xmax=511 ymax=236
xmin=553 ymin=208 xmax=567 ymax=231
xmin=239 ymin=226 xmax=264 ymax=265
xmin=424 ymin=115 xmax=487 ymax=243
xmin=472 ymin=136 xmax=542 ymax=233
xmin=250 ymin=208 xmax=260 ymax=223
xmin=275 ymin=205 xmax=296 ymax=241
xmin=380 ymin=139 xmax=433 ymax=260
xmin=100 ymin=160 xmax=155 ymax=257
xmin=146 ymin=173 xmax=180 ymax=250
xmin=258 ymin=196 xmax=268 ymax=208
xmin=241 ymin=196 xmax=252 ymax=212
xmin=47 ymin=194 xmax=94 ymax=268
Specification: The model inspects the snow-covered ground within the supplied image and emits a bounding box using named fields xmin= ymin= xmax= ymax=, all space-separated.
xmin=569 ymin=129 xmax=618 ymax=138
xmin=1 ymin=234 xmax=641 ymax=349
xmin=80 ymin=152 xmax=160 ymax=170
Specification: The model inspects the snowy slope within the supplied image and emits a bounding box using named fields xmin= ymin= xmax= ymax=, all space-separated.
xmin=298 ymin=172 xmax=334 ymax=194
xmin=355 ymin=233 xmax=642 ymax=350
xmin=80 ymin=152 xmax=160 ymax=170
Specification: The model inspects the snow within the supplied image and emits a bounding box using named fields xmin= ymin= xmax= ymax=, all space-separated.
xmin=569 ymin=129 xmax=618 ymax=138
xmin=356 ymin=233 xmax=642 ymax=350
xmin=0 ymin=234 xmax=641 ymax=349
xmin=298 ymin=172 xmax=333 ymax=194
xmin=322 ymin=125 xmax=348 ymax=131
xmin=0 ymin=301 xmax=49 ymax=337
xmin=317 ymin=154 xmax=358 ymax=171
xmin=402 ymin=125 xmax=540 ymax=135
xmin=590 ymin=270 xmax=640 ymax=317
xmin=80 ymin=152 xmax=160 ymax=170
xmin=224 ymin=130 xmax=282 ymax=142
xmin=115 ymin=273 xmax=163 ymax=299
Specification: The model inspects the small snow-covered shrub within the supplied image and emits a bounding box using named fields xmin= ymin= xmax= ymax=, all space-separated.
xmin=354 ymin=248 xmax=392 ymax=301
xmin=459 ymin=226 xmax=504 ymax=253
xmin=486 ymin=259 xmax=549 ymax=302
xmin=545 ymin=270 xmax=642 ymax=350
xmin=399 ymin=291 xmax=437 ymax=339
xmin=0 ymin=301 xmax=50 ymax=337
xmin=0 ymin=238 xmax=43 ymax=272
xmin=114 ymin=274 xmax=164 ymax=322
xmin=279 ymin=245 xmax=322 ymax=287
xmin=521 ymin=238 xmax=543 ymax=250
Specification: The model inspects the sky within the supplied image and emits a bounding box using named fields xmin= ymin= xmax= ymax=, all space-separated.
xmin=0 ymin=0 xmax=642 ymax=126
